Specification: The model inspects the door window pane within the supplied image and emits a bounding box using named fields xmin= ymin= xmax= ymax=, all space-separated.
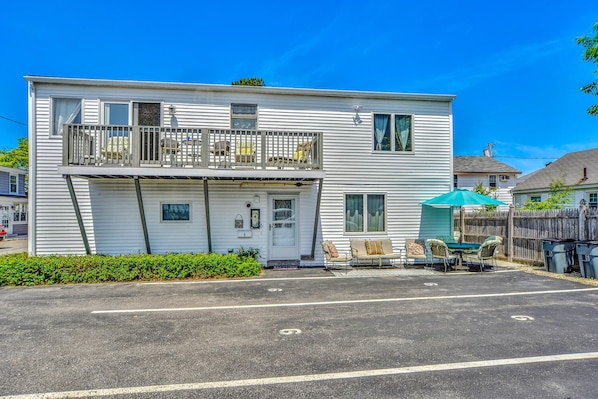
xmin=272 ymin=199 xmax=295 ymax=247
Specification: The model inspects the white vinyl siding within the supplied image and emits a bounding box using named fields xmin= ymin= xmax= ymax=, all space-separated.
xmin=30 ymin=80 xmax=453 ymax=262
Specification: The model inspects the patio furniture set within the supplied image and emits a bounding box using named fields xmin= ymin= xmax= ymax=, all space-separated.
xmin=321 ymin=236 xmax=502 ymax=273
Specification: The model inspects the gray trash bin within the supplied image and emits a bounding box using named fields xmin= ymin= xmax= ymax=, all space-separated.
xmin=575 ymin=241 xmax=598 ymax=279
xmin=543 ymin=239 xmax=576 ymax=274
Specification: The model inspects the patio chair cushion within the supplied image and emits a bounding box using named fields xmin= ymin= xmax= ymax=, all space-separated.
xmin=407 ymin=240 xmax=425 ymax=255
xmin=365 ymin=240 xmax=384 ymax=255
xmin=325 ymin=241 xmax=339 ymax=258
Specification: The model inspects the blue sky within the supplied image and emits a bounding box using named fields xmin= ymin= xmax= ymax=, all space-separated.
xmin=1 ymin=0 xmax=597 ymax=175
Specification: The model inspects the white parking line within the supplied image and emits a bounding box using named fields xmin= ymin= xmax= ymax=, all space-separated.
xmin=3 ymin=352 xmax=597 ymax=398
xmin=91 ymin=287 xmax=598 ymax=314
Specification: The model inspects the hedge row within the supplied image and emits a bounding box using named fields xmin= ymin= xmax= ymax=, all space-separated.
xmin=0 ymin=253 xmax=262 ymax=286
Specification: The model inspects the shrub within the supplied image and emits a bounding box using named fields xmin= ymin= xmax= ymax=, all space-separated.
xmin=0 ymin=252 xmax=262 ymax=286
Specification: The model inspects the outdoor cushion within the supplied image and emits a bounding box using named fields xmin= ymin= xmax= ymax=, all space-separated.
xmin=407 ymin=241 xmax=424 ymax=255
xmin=326 ymin=242 xmax=339 ymax=258
xmin=365 ymin=240 xmax=384 ymax=255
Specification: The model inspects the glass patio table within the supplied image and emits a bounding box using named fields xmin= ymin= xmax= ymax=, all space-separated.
xmin=445 ymin=242 xmax=480 ymax=270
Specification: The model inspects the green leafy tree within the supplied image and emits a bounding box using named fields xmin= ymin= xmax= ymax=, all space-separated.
xmin=472 ymin=182 xmax=498 ymax=212
xmin=577 ymin=22 xmax=598 ymax=115
xmin=231 ymin=77 xmax=265 ymax=86
xmin=522 ymin=179 xmax=572 ymax=210
xmin=0 ymin=137 xmax=28 ymax=169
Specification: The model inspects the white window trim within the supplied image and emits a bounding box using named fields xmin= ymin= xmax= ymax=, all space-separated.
xmin=50 ymin=96 xmax=83 ymax=138
xmin=160 ymin=202 xmax=192 ymax=223
xmin=588 ymin=192 xmax=597 ymax=208
xmin=100 ymin=101 xmax=132 ymax=125
xmin=343 ymin=192 xmax=387 ymax=235
xmin=9 ymin=174 xmax=17 ymax=194
xmin=231 ymin=103 xmax=258 ymax=130
xmin=372 ymin=113 xmax=414 ymax=153
xmin=489 ymin=175 xmax=497 ymax=188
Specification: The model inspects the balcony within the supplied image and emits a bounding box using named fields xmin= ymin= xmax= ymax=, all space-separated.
xmin=61 ymin=125 xmax=324 ymax=180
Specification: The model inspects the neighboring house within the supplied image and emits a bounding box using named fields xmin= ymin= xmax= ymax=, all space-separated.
xmin=0 ymin=166 xmax=28 ymax=235
xmin=512 ymin=147 xmax=598 ymax=209
xmin=453 ymin=156 xmax=521 ymax=210
xmin=26 ymin=76 xmax=455 ymax=265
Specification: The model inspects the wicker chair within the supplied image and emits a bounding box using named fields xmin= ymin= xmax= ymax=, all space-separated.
xmin=427 ymin=238 xmax=458 ymax=272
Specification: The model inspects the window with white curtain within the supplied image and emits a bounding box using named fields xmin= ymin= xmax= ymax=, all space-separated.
xmin=373 ymin=114 xmax=413 ymax=152
xmin=344 ymin=193 xmax=386 ymax=233
xmin=231 ymin=104 xmax=257 ymax=129
xmin=489 ymin=175 xmax=497 ymax=188
xmin=52 ymin=98 xmax=82 ymax=136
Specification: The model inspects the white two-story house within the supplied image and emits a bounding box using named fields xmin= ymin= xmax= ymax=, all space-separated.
xmin=453 ymin=155 xmax=521 ymax=210
xmin=26 ymin=76 xmax=455 ymax=266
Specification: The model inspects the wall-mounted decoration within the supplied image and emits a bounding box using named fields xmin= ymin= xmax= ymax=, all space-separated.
xmin=234 ymin=214 xmax=244 ymax=229
xmin=250 ymin=209 xmax=260 ymax=229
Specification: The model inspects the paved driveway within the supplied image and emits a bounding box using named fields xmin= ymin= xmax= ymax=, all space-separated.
xmin=0 ymin=237 xmax=27 ymax=255
xmin=1 ymin=268 xmax=597 ymax=398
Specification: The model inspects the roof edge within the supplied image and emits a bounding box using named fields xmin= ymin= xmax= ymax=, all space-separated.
xmin=24 ymin=75 xmax=456 ymax=102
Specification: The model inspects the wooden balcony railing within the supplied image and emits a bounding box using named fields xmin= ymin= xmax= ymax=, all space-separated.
xmin=62 ymin=125 xmax=323 ymax=170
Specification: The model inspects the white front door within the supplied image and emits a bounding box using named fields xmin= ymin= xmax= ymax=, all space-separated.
xmin=269 ymin=196 xmax=299 ymax=260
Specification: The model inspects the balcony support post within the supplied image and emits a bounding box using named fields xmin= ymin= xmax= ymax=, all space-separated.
xmin=134 ymin=176 xmax=151 ymax=254
xmin=203 ymin=177 xmax=212 ymax=252
xmin=310 ymin=178 xmax=324 ymax=259
xmin=64 ymin=175 xmax=91 ymax=255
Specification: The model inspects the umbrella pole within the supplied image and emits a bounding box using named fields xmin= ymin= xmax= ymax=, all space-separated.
xmin=459 ymin=207 xmax=465 ymax=243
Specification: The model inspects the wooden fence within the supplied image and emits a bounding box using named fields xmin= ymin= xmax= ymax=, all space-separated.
xmin=454 ymin=203 xmax=598 ymax=264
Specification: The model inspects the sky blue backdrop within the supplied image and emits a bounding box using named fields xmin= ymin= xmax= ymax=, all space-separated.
xmin=1 ymin=0 xmax=597 ymax=175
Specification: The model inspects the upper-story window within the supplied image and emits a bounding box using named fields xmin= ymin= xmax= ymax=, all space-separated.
xmin=52 ymin=98 xmax=82 ymax=136
xmin=9 ymin=174 xmax=17 ymax=194
xmin=453 ymin=175 xmax=458 ymax=188
xmin=373 ymin=114 xmax=413 ymax=152
xmin=489 ymin=175 xmax=497 ymax=188
xmin=231 ymin=104 xmax=257 ymax=130
xmin=589 ymin=192 xmax=597 ymax=209
xmin=103 ymin=102 xmax=130 ymax=137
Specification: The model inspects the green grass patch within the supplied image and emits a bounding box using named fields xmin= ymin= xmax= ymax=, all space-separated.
xmin=0 ymin=252 xmax=262 ymax=286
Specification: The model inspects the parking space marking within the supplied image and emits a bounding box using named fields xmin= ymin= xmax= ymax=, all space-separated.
xmin=3 ymin=352 xmax=597 ymax=398
xmin=91 ymin=287 xmax=598 ymax=314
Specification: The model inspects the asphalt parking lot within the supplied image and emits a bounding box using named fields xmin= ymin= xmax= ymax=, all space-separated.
xmin=1 ymin=266 xmax=597 ymax=398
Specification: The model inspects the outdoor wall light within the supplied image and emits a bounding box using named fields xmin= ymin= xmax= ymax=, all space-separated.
xmin=168 ymin=105 xmax=176 ymax=115
xmin=353 ymin=105 xmax=362 ymax=125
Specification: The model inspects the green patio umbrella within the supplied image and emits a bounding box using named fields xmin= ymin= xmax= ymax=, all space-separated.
xmin=421 ymin=189 xmax=506 ymax=242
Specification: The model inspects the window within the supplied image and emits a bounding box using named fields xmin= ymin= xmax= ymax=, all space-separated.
xmin=13 ymin=204 xmax=27 ymax=222
xmin=103 ymin=102 xmax=130 ymax=137
xmin=489 ymin=175 xmax=497 ymax=188
xmin=345 ymin=193 xmax=386 ymax=233
xmin=530 ymin=196 xmax=541 ymax=203
xmin=373 ymin=114 xmax=413 ymax=152
xmin=231 ymin=104 xmax=257 ymax=130
xmin=161 ymin=203 xmax=190 ymax=221
xmin=589 ymin=192 xmax=597 ymax=209
xmin=9 ymin=175 xmax=17 ymax=194
xmin=52 ymin=98 xmax=81 ymax=136
xmin=453 ymin=175 xmax=458 ymax=188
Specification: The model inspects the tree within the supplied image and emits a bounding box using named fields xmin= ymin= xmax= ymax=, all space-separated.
xmin=522 ymin=179 xmax=571 ymax=210
xmin=472 ymin=182 xmax=498 ymax=212
xmin=577 ymin=22 xmax=598 ymax=115
xmin=231 ymin=77 xmax=265 ymax=86
xmin=0 ymin=137 xmax=28 ymax=169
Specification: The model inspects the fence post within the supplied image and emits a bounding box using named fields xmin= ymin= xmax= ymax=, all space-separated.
xmin=579 ymin=199 xmax=588 ymax=241
xmin=507 ymin=204 xmax=514 ymax=262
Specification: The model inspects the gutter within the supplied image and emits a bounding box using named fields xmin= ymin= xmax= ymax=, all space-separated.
xmin=27 ymin=81 xmax=36 ymax=256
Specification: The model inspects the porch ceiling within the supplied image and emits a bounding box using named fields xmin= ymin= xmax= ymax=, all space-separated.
xmin=57 ymin=165 xmax=326 ymax=181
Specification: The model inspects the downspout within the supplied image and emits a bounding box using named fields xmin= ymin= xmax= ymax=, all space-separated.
xmin=310 ymin=178 xmax=323 ymax=260
xmin=64 ymin=175 xmax=91 ymax=255
xmin=203 ymin=177 xmax=212 ymax=252
xmin=134 ymin=176 xmax=151 ymax=254
xmin=27 ymin=81 xmax=37 ymax=255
